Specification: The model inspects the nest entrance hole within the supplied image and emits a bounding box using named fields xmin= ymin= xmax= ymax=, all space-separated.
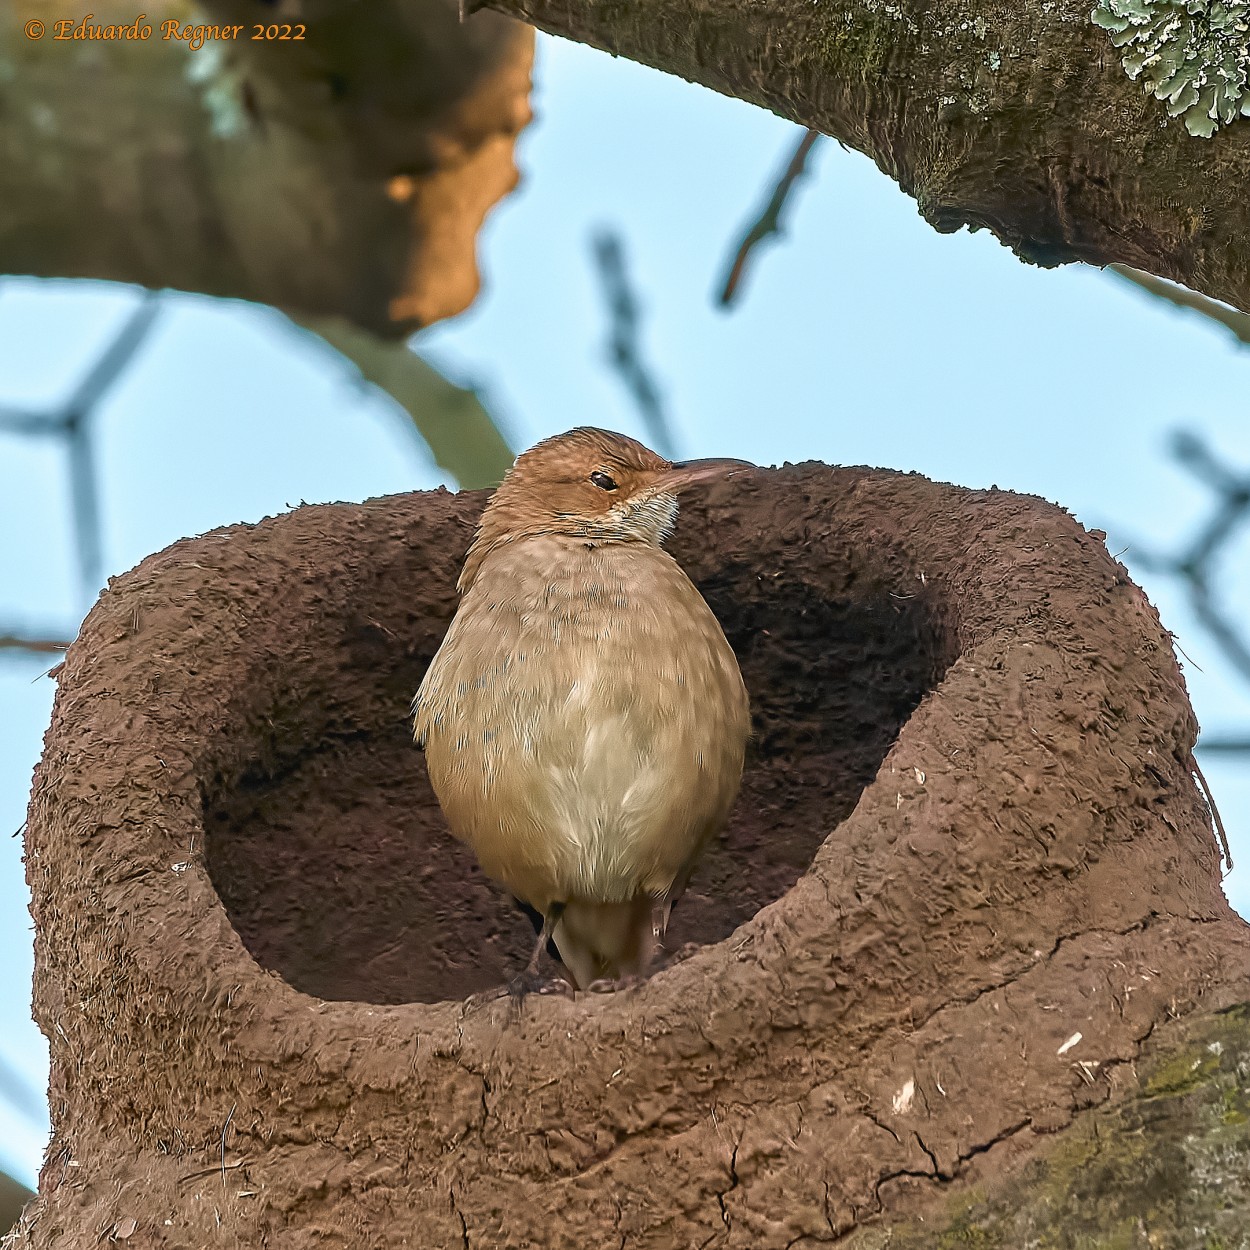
xmin=206 ymin=561 xmax=953 ymax=1004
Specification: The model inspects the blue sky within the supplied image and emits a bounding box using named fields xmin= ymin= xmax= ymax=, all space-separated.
xmin=1 ymin=32 xmax=1247 ymax=1187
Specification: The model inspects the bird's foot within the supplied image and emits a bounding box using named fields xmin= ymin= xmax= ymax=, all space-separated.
xmin=664 ymin=941 xmax=703 ymax=964
xmin=586 ymin=974 xmax=645 ymax=995
xmin=506 ymin=969 xmax=575 ymax=1003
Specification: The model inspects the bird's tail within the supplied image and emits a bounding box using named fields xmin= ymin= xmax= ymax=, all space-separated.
xmin=552 ymin=895 xmax=661 ymax=989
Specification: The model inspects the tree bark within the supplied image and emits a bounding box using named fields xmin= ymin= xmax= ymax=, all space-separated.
xmin=482 ymin=0 xmax=1250 ymax=313
xmin=844 ymin=1002 xmax=1250 ymax=1248
xmin=1 ymin=1 xmax=533 ymax=335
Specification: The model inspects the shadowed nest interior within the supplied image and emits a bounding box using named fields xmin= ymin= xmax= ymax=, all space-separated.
xmin=205 ymin=496 xmax=954 ymax=1004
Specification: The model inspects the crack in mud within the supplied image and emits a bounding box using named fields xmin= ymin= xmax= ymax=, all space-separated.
xmin=868 ymin=1118 xmax=1034 ymax=1214
xmin=449 ymin=1188 xmax=470 ymax=1250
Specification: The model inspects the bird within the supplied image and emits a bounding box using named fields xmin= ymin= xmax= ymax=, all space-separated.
xmin=412 ymin=427 xmax=751 ymax=991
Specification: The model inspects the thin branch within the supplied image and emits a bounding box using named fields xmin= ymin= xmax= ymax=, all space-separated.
xmin=1121 ymin=435 xmax=1250 ymax=830
xmin=60 ymin=293 xmax=163 ymax=601
xmin=591 ymin=229 xmax=677 ymax=459
xmin=1110 ymin=266 xmax=1250 ymax=348
xmin=0 ymin=407 xmax=63 ymax=436
xmin=1190 ymin=753 xmax=1233 ymax=874
xmin=0 ymin=291 xmax=161 ymax=608
xmin=1188 ymin=586 xmax=1250 ymax=685
xmin=1124 ymin=431 xmax=1250 ymax=686
xmin=0 ymin=632 xmax=73 ymax=655
xmin=717 ymin=128 xmax=822 ymax=309
xmin=66 ymin=426 xmax=103 ymax=608
xmin=61 ymin=293 xmax=163 ymax=418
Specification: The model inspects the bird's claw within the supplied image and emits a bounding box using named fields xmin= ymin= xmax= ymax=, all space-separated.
xmin=506 ymin=970 xmax=574 ymax=1002
xmin=666 ymin=941 xmax=702 ymax=964
xmin=586 ymin=974 xmax=644 ymax=994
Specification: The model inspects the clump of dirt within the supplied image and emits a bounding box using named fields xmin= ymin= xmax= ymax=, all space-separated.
xmin=15 ymin=465 xmax=1249 ymax=1250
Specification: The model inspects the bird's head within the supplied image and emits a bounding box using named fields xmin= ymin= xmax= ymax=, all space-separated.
xmin=458 ymin=426 xmax=751 ymax=592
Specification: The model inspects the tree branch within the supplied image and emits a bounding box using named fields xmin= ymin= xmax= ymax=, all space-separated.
xmin=1 ymin=1170 xmax=33 ymax=1239
xmin=718 ymin=128 xmax=821 ymax=308
xmin=0 ymin=1 xmax=534 ymax=336
xmin=1110 ymin=266 xmax=1250 ymax=348
xmin=484 ymin=0 xmax=1250 ymax=313
xmin=0 ymin=633 xmax=72 ymax=656
xmin=294 ymin=316 xmax=514 ymax=489
xmin=0 ymin=292 xmax=161 ymax=605
xmin=62 ymin=294 xmax=163 ymax=598
xmin=1127 ymin=432 xmax=1250 ymax=686
xmin=592 ymin=230 xmax=677 ymax=459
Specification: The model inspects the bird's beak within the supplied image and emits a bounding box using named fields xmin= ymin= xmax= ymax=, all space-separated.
xmin=652 ymin=457 xmax=754 ymax=493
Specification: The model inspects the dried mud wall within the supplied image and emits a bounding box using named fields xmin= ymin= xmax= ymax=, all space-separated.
xmin=12 ymin=465 xmax=1250 ymax=1248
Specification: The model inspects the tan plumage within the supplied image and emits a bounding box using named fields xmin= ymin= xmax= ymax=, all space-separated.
xmin=413 ymin=427 xmax=751 ymax=990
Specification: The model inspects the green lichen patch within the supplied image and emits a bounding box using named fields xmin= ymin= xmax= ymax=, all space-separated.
xmin=845 ymin=1004 xmax=1250 ymax=1248
xmin=1142 ymin=1042 xmax=1222 ymax=1096
xmin=1091 ymin=0 xmax=1250 ymax=137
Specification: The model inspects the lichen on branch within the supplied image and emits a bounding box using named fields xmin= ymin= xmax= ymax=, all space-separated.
xmin=1092 ymin=0 xmax=1250 ymax=136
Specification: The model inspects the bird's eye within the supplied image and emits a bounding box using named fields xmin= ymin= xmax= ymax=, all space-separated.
xmin=589 ymin=470 xmax=618 ymax=491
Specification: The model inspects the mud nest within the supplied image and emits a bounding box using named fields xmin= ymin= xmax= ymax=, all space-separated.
xmin=16 ymin=465 xmax=1249 ymax=1249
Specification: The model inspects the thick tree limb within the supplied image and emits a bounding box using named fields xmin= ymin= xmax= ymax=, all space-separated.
xmin=1 ymin=1 xmax=533 ymax=335
xmin=483 ymin=0 xmax=1250 ymax=313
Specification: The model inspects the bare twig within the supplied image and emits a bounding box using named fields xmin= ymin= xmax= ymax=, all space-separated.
xmin=1120 ymin=432 xmax=1250 ymax=759
xmin=1127 ymin=432 xmax=1250 ymax=689
xmin=0 ymin=407 xmax=57 ymax=436
xmin=1110 ymin=266 xmax=1250 ymax=348
xmin=220 ymin=1102 xmax=236 ymax=1189
xmin=591 ymin=229 xmax=677 ymax=459
xmin=1190 ymin=753 xmax=1233 ymax=873
xmin=0 ymin=632 xmax=72 ymax=656
xmin=717 ymin=128 xmax=822 ymax=309
xmin=0 ymin=290 xmax=162 ymax=605
xmin=61 ymin=293 xmax=163 ymax=416
xmin=60 ymin=294 xmax=163 ymax=598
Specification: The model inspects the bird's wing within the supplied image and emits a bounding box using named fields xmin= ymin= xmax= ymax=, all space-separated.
xmin=411 ymin=667 xmax=436 ymax=748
